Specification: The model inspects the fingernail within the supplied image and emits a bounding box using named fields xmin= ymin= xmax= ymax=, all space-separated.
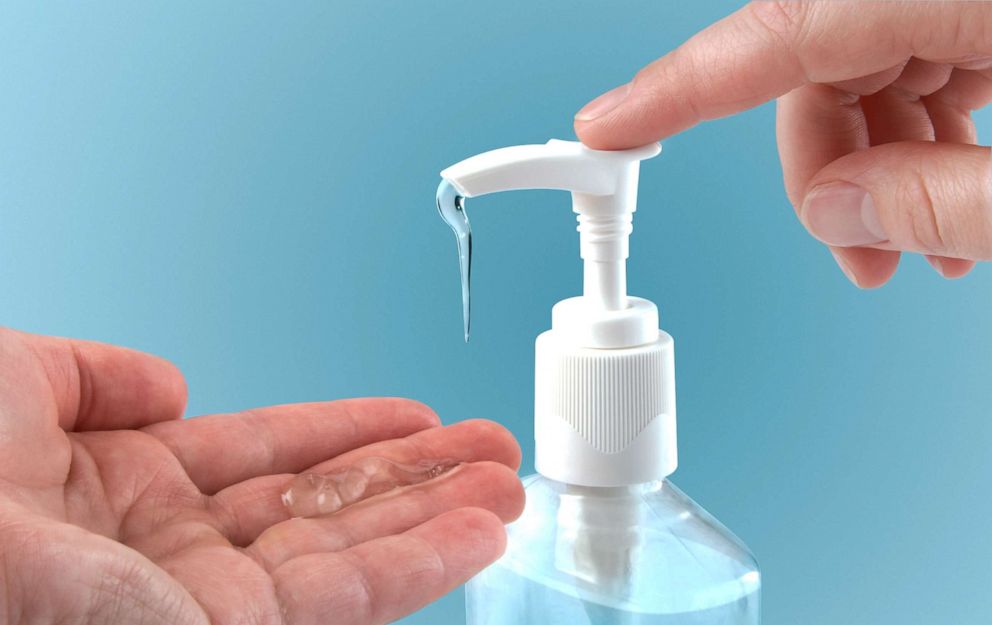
xmin=575 ymin=82 xmax=631 ymax=121
xmin=830 ymin=249 xmax=862 ymax=287
xmin=926 ymin=255 xmax=945 ymax=277
xmin=803 ymin=182 xmax=886 ymax=247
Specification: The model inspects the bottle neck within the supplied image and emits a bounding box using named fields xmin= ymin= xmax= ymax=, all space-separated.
xmin=560 ymin=481 xmax=665 ymax=499
xmin=553 ymin=479 xmax=663 ymax=593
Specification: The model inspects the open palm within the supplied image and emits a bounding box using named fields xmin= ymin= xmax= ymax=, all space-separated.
xmin=0 ymin=328 xmax=523 ymax=625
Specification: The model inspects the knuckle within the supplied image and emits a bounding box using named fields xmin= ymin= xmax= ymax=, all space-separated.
xmin=273 ymin=554 xmax=378 ymax=625
xmin=906 ymin=170 xmax=948 ymax=253
xmin=874 ymin=143 xmax=992 ymax=258
xmin=924 ymin=146 xmax=992 ymax=259
xmin=247 ymin=526 xmax=290 ymax=572
xmin=917 ymin=2 xmax=991 ymax=57
xmin=746 ymin=0 xmax=819 ymax=79
xmin=747 ymin=0 xmax=810 ymax=47
xmin=634 ymin=51 xmax=704 ymax=125
xmin=0 ymin=522 xmax=46 ymax=603
xmin=975 ymin=149 xmax=992 ymax=257
xmin=403 ymin=534 xmax=448 ymax=584
xmin=339 ymin=552 xmax=378 ymax=623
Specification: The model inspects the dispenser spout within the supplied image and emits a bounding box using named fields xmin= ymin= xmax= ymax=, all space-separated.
xmin=439 ymin=140 xmax=660 ymax=314
xmin=440 ymin=139 xmax=659 ymax=199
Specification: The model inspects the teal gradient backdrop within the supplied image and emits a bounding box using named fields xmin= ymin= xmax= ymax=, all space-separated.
xmin=1 ymin=2 xmax=990 ymax=624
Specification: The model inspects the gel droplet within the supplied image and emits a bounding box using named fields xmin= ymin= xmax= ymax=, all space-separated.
xmin=436 ymin=179 xmax=471 ymax=342
xmin=281 ymin=457 xmax=460 ymax=518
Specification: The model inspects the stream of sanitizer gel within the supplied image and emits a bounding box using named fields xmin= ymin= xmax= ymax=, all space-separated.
xmin=436 ymin=180 xmax=472 ymax=342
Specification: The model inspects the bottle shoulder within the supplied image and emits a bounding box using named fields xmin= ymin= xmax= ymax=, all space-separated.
xmin=515 ymin=474 xmax=755 ymax=553
xmin=497 ymin=474 xmax=759 ymax=614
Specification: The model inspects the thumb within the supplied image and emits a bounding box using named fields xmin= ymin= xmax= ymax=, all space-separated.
xmin=799 ymin=141 xmax=992 ymax=261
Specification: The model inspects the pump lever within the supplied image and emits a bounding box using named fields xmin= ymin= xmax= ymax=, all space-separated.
xmin=440 ymin=139 xmax=659 ymax=200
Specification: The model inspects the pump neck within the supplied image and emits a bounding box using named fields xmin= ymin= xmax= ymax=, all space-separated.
xmin=577 ymin=211 xmax=632 ymax=311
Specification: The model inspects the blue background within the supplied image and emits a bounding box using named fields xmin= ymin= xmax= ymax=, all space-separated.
xmin=1 ymin=2 xmax=990 ymax=624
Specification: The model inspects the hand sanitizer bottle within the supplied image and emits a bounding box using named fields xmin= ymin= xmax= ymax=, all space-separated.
xmin=437 ymin=140 xmax=761 ymax=625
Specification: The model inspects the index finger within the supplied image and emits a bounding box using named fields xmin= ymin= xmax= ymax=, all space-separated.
xmin=575 ymin=1 xmax=991 ymax=149
xmin=144 ymin=397 xmax=441 ymax=494
xmin=7 ymin=328 xmax=188 ymax=432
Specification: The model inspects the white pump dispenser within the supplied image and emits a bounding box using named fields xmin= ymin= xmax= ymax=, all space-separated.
xmin=443 ymin=140 xmax=760 ymax=624
xmin=440 ymin=139 xmax=676 ymax=487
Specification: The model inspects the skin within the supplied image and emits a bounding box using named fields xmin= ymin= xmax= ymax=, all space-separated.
xmin=0 ymin=327 xmax=524 ymax=625
xmin=575 ymin=1 xmax=992 ymax=288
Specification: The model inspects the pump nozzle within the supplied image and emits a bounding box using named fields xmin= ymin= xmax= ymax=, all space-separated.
xmin=441 ymin=139 xmax=659 ymax=199
xmin=440 ymin=140 xmax=659 ymax=316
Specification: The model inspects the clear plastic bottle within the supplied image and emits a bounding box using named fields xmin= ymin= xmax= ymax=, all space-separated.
xmin=466 ymin=475 xmax=760 ymax=625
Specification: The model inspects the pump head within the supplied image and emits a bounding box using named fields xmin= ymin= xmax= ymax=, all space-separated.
xmin=439 ymin=139 xmax=676 ymax=487
xmin=442 ymin=139 xmax=658 ymax=317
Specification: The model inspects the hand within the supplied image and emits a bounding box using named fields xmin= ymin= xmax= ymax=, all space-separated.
xmin=575 ymin=1 xmax=992 ymax=287
xmin=0 ymin=328 xmax=523 ymax=625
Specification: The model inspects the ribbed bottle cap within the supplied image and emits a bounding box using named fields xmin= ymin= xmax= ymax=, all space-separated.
xmin=534 ymin=326 xmax=677 ymax=487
